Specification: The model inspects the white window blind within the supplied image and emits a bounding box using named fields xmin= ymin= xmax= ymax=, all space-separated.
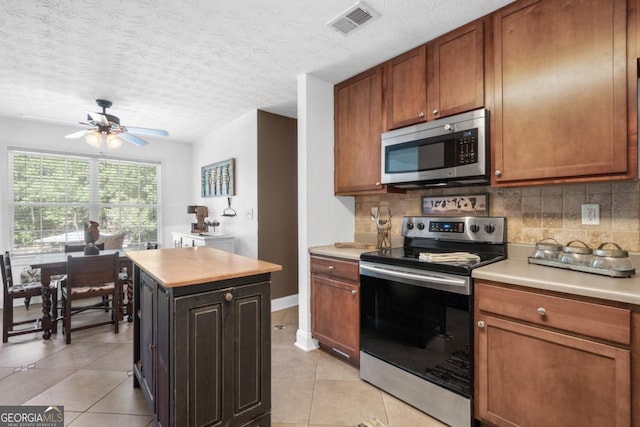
xmin=9 ymin=150 xmax=160 ymax=254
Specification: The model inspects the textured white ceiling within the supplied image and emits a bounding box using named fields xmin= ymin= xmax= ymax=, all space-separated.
xmin=0 ymin=0 xmax=515 ymax=143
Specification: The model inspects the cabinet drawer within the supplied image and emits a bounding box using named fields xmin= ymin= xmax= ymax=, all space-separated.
xmin=310 ymin=256 xmax=359 ymax=283
xmin=476 ymin=282 xmax=631 ymax=345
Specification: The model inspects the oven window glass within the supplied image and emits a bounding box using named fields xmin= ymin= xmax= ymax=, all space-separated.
xmin=360 ymin=274 xmax=472 ymax=397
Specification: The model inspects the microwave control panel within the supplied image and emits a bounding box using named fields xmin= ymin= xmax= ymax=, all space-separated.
xmin=456 ymin=129 xmax=478 ymax=166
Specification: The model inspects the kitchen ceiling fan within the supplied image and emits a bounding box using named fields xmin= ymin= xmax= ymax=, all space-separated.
xmin=62 ymin=99 xmax=169 ymax=149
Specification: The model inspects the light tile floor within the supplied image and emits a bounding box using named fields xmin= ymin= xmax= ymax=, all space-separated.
xmin=0 ymin=304 xmax=445 ymax=427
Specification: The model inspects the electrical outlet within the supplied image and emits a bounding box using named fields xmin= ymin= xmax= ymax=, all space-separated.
xmin=581 ymin=204 xmax=600 ymax=225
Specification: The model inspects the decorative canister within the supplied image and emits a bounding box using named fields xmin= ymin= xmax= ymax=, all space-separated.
xmin=531 ymin=238 xmax=562 ymax=260
xmin=559 ymin=240 xmax=593 ymax=266
xmin=591 ymin=242 xmax=633 ymax=271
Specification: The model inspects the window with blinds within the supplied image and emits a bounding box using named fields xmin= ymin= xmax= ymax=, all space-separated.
xmin=9 ymin=150 xmax=160 ymax=254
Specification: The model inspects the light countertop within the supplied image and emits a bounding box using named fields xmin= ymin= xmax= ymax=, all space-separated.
xmin=126 ymin=246 xmax=282 ymax=288
xmin=473 ymin=249 xmax=640 ymax=306
xmin=309 ymin=244 xmax=378 ymax=261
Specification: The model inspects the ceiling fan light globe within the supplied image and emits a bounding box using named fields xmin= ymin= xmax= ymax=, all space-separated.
xmin=85 ymin=131 xmax=102 ymax=148
xmin=106 ymin=134 xmax=123 ymax=149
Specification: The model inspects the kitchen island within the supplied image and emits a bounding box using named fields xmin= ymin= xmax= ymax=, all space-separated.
xmin=127 ymin=246 xmax=281 ymax=427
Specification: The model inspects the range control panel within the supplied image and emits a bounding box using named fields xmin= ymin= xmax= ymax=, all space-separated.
xmin=402 ymin=216 xmax=506 ymax=244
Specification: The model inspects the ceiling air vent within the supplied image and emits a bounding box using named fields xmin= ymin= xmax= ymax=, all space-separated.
xmin=327 ymin=2 xmax=380 ymax=35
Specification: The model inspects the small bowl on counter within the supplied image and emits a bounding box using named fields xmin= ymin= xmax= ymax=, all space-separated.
xmin=558 ymin=240 xmax=593 ymax=266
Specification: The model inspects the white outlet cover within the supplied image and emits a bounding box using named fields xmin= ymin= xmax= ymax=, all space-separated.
xmin=581 ymin=204 xmax=600 ymax=225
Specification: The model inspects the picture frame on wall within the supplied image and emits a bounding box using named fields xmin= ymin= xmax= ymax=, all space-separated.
xmin=202 ymin=158 xmax=235 ymax=197
xmin=421 ymin=193 xmax=489 ymax=216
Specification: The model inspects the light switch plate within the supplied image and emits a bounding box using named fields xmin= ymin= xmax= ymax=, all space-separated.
xmin=581 ymin=204 xmax=600 ymax=225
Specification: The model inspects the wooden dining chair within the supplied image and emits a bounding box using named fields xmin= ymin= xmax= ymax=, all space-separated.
xmin=62 ymin=252 xmax=120 ymax=344
xmin=2 ymin=251 xmax=55 ymax=342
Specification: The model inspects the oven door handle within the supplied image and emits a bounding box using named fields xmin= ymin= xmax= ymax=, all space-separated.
xmin=360 ymin=263 xmax=469 ymax=288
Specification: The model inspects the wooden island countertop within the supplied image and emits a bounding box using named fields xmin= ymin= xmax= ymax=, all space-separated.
xmin=126 ymin=246 xmax=282 ymax=288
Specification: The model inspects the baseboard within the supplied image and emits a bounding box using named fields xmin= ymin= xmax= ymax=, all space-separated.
xmin=271 ymin=293 xmax=298 ymax=312
xmin=295 ymin=329 xmax=319 ymax=352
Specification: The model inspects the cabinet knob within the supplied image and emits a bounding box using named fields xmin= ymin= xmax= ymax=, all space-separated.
xmin=328 ymin=265 xmax=335 ymax=271
xmin=494 ymin=170 xmax=502 ymax=177
xmin=477 ymin=321 xmax=485 ymax=328
xmin=149 ymin=344 xmax=155 ymax=351
xmin=432 ymin=109 xmax=439 ymax=115
xmin=375 ymin=182 xmax=381 ymax=187
xmin=225 ymin=292 xmax=234 ymax=302
xmin=537 ymin=307 xmax=547 ymax=316
xmin=351 ymin=290 xmax=357 ymax=296
xmin=418 ymin=111 xmax=425 ymax=118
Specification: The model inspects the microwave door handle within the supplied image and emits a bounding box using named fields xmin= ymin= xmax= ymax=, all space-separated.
xmin=359 ymin=264 xmax=467 ymax=287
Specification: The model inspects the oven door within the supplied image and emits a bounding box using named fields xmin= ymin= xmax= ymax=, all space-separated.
xmin=359 ymin=261 xmax=473 ymax=398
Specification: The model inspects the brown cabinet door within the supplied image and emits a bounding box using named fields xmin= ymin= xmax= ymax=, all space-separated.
xmin=311 ymin=274 xmax=360 ymax=362
xmin=385 ymin=45 xmax=428 ymax=130
xmin=428 ymin=20 xmax=484 ymax=120
xmin=475 ymin=314 xmax=631 ymax=427
xmin=334 ymin=66 xmax=385 ymax=195
xmin=492 ymin=0 xmax=629 ymax=185
xmin=174 ymin=282 xmax=271 ymax=426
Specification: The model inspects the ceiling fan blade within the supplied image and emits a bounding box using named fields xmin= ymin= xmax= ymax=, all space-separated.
xmin=65 ymin=129 xmax=94 ymax=139
xmin=125 ymin=126 xmax=169 ymax=137
xmin=119 ymin=132 xmax=149 ymax=146
xmin=21 ymin=114 xmax=91 ymax=127
xmin=87 ymin=111 xmax=110 ymax=125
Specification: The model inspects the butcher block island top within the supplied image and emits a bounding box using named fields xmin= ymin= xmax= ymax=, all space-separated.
xmin=126 ymin=246 xmax=282 ymax=287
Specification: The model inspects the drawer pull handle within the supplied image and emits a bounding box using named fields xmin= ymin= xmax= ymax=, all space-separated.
xmin=477 ymin=321 xmax=485 ymax=328
xmin=537 ymin=307 xmax=547 ymax=316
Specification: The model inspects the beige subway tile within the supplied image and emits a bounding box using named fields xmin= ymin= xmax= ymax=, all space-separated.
xmin=522 ymin=195 xmax=542 ymax=212
xmin=563 ymin=183 xmax=587 ymax=195
xmin=521 ymin=186 xmax=542 ymax=196
xmin=522 ymin=212 xmax=542 ymax=228
xmin=542 ymin=195 xmax=563 ymax=213
xmin=542 ymin=212 xmax=563 ymax=228
xmin=586 ymin=182 xmax=612 ymax=195
xmin=612 ymin=180 xmax=640 ymax=193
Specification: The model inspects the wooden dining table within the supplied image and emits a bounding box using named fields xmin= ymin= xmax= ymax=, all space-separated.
xmin=30 ymin=249 xmax=132 ymax=340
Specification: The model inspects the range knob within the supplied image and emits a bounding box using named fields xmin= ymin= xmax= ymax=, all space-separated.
xmin=417 ymin=222 xmax=425 ymax=230
xmin=470 ymin=224 xmax=480 ymax=233
xmin=444 ymin=124 xmax=453 ymax=132
xmin=484 ymin=224 xmax=496 ymax=234
xmin=406 ymin=221 xmax=414 ymax=230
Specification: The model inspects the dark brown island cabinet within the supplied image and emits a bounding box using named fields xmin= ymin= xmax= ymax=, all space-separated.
xmin=126 ymin=247 xmax=282 ymax=427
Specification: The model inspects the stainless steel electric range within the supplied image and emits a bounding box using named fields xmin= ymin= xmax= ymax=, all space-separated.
xmin=359 ymin=216 xmax=507 ymax=427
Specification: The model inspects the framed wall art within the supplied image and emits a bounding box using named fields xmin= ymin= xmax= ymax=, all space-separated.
xmin=421 ymin=193 xmax=489 ymax=216
xmin=202 ymin=158 xmax=235 ymax=197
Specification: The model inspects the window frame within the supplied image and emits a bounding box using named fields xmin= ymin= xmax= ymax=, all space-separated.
xmin=8 ymin=148 xmax=161 ymax=255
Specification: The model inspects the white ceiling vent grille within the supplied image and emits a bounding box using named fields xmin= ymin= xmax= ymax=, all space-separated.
xmin=327 ymin=2 xmax=380 ymax=35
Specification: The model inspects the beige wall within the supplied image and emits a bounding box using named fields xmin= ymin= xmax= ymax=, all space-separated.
xmin=355 ymin=181 xmax=640 ymax=251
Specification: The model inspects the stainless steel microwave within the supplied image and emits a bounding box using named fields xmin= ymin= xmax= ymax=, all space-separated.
xmin=381 ymin=108 xmax=489 ymax=188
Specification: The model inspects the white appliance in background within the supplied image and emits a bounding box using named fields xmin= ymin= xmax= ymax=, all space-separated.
xmin=171 ymin=232 xmax=235 ymax=253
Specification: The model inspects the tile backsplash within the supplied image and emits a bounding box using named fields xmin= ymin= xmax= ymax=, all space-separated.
xmin=354 ymin=181 xmax=640 ymax=251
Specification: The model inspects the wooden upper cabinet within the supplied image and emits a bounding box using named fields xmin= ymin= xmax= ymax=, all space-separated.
xmin=492 ymin=0 xmax=636 ymax=186
xmin=334 ymin=66 xmax=392 ymax=195
xmin=385 ymin=45 xmax=428 ymax=129
xmin=428 ymin=20 xmax=485 ymax=121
